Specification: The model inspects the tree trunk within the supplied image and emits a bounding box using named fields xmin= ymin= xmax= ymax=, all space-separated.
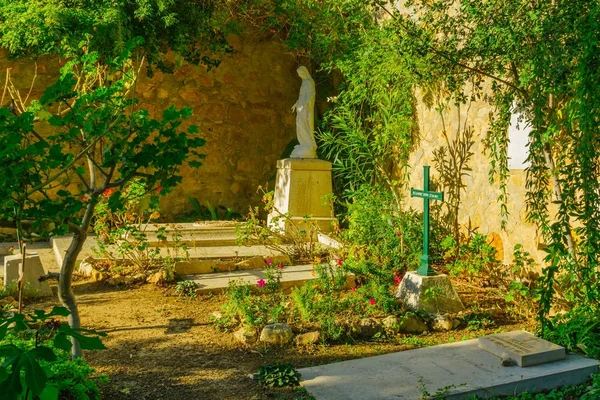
xmin=58 ymin=231 xmax=84 ymax=359
xmin=58 ymin=200 xmax=97 ymax=359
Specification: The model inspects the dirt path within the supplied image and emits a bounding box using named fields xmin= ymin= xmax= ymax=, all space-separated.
xmin=36 ymin=282 xmax=531 ymax=400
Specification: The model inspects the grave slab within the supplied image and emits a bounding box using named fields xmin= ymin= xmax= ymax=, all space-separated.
xmin=478 ymin=331 xmax=565 ymax=367
xmin=190 ymin=264 xmax=354 ymax=295
xmin=299 ymin=337 xmax=598 ymax=400
xmin=4 ymin=253 xmax=53 ymax=297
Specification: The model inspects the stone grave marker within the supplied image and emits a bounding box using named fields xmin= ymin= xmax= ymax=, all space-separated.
xmin=299 ymin=334 xmax=599 ymax=399
xmin=478 ymin=330 xmax=566 ymax=367
xmin=4 ymin=253 xmax=53 ymax=297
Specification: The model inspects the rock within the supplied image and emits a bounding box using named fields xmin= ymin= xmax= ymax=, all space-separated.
xmin=174 ymin=260 xmax=217 ymax=275
xmin=431 ymin=314 xmax=454 ymax=331
xmin=382 ymin=315 xmax=401 ymax=333
xmin=90 ymin=269 xmax=107 ymax=283
xmin=356 ymin=318 xmax=381 ymax=338
xmin=132 ymin=273 xmax=146 ymax=283
xmin=295 ymin=331 xmax=321 ymax=346
xmin=146 ymin=269 xmax=174 ymax=285
xmin=263 ymin=255 xmax=292 ymax=266
xmin=236 ymin=256 xmax=267 ymax=270
xmin=0 ymin=296 xmax=18 ymax=308
xmin=398 ymin=314 xmax=428 ymax=333
xmin=259 ymin=323 xmax=294 ymax=345
xmin=78 ymin=256 xmax=95 ymax=276
xmin=234 ymin=327 xmax=257 ymax=344
xmin=108 ymin=274 xmax=125 ymax=286
xmin=452 ymin=318 xmax=462 ymax=329
xmin=0 ymin=244 xmax=15 ymax=256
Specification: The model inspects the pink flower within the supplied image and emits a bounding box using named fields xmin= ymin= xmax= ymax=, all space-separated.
xmin=394 ymin=275 xmax=402 ymax=286
xmin=257 ymin=279 xmax=265 ymax=287
xmin=351 ymin=287 xmax=357 ymax=292
xmin=266 ymin=259 xmax=272 ymax=265
xmin=336 ymin=259 xmax=343 ymax=266
xmin=278 ymin=264 xmax=284 ymax=269
xmin=103 ymin=189 xmax=114 ymax=197
xmin=369 ymin=298 xmax=376 ymax=306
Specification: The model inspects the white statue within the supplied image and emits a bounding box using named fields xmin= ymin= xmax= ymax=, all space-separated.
xmin=290 ymin=66 xmax=317 ymax=159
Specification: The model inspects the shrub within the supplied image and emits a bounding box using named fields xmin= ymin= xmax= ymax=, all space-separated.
xmin=0 ymin=307 xmax=106 ymax=400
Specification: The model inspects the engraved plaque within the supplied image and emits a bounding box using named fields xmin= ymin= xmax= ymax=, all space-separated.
xmin=478 ymin=331 xmax=566 ymax=367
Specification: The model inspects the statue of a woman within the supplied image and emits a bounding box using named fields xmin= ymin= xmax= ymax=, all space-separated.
xmin=290 ymin=66 xmax=317 ymax=159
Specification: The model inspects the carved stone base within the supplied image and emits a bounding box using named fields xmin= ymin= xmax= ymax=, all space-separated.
xmin=267 ymin=158 xmax=336 ymax=235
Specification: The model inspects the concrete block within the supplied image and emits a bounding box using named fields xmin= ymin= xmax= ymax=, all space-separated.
xmin=478 ymin=331 xmax=565 ymax=367
xmin=395 ymin=271 xmax=464 ymax=314
xmin=4 ymin=254 xmax=53 ymax=297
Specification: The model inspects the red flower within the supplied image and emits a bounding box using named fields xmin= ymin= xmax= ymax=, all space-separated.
xmin=396 ymin=231 xmax=403 ymax=237
xmin=336 ymin=259 xmax=343 ymax=266
xmin=369 ymin=298 xmax=376 ymax=306
xmin=257 ymin=279 xmax=266 ymax=287
xmin=394 ymin=275 xmax=403 ymax=286
xmin=278 ymin=264 xmax=284 ymax=269
xmin=82 ymin=195 xmax=89 ymax=201
xmin=156 ymin=186 xmax=163 ymax=192
xmin=103 ymin=189 xmax=114 ymax=197
xmin=351 ymin=287 xmax=357 ymax=292
xmin=266 ymin=259 xmax=272 ymax=265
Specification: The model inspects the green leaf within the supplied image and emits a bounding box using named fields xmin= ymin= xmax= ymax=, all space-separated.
xmin=39 ymin=384 xmax=59 ymax=400
xmin=29 ymin=347 xmax=57 ymax=362
xmin=53 ymin=333 xmax=72 ymax=352
xmin=48 ymin=306 xmax=70 ymax=317
xmin=19 ymin=350 xmax=48 ymax=395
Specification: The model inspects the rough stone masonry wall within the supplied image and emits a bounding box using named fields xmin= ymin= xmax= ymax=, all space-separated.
xmin=0 ymin=33 xmax=299 ymax=219
xmin=406 ymin=92 xmax=544 ymax=266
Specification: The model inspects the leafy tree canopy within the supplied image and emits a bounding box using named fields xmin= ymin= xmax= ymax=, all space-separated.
xmin=0 ymin=0 xmax=230 ymax=70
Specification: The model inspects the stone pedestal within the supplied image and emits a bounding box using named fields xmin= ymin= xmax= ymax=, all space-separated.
xmin=267 ymin=158 xmax=336 ymax=234
xmin=4 ymin=253 xmax=53 ymax=297
xmin=395 ymin=271 xmax=464 ymax=314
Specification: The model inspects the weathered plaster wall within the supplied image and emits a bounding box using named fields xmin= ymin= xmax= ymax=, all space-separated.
xmin=0 ymin=33 xmax=300 ymax=219
xmin=406 ymin=91 xmax=543 ymax=265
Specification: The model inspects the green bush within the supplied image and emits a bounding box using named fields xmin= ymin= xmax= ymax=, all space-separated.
xmin=0 ymin=306 xmax=107 ymax=400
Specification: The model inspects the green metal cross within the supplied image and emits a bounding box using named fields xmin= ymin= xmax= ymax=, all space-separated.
xmin=410 ymin=166 xmax=444 ymax=276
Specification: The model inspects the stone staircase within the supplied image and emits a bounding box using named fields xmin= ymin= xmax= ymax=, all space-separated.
xmin=48 ymin=223 xmax=346 ymax=294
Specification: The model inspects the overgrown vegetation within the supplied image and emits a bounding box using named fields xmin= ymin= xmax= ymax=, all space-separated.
xmin=224 ymin=0 xmax=600 ymax=359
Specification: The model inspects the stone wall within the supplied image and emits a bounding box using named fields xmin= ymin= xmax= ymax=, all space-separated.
xmin=406 ymin=91 xmax=543 ymax=265
xmin=0 ymin=32 xmax=300 ymax=219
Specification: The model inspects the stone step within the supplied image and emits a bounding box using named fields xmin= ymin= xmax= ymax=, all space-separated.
xmin=51 ymin=235 xmax=290 ymax=266
xmin=98 ymin=222 xmax=241 ymax=247
xmin=188 ymin=264 xmax=354 ymax=295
